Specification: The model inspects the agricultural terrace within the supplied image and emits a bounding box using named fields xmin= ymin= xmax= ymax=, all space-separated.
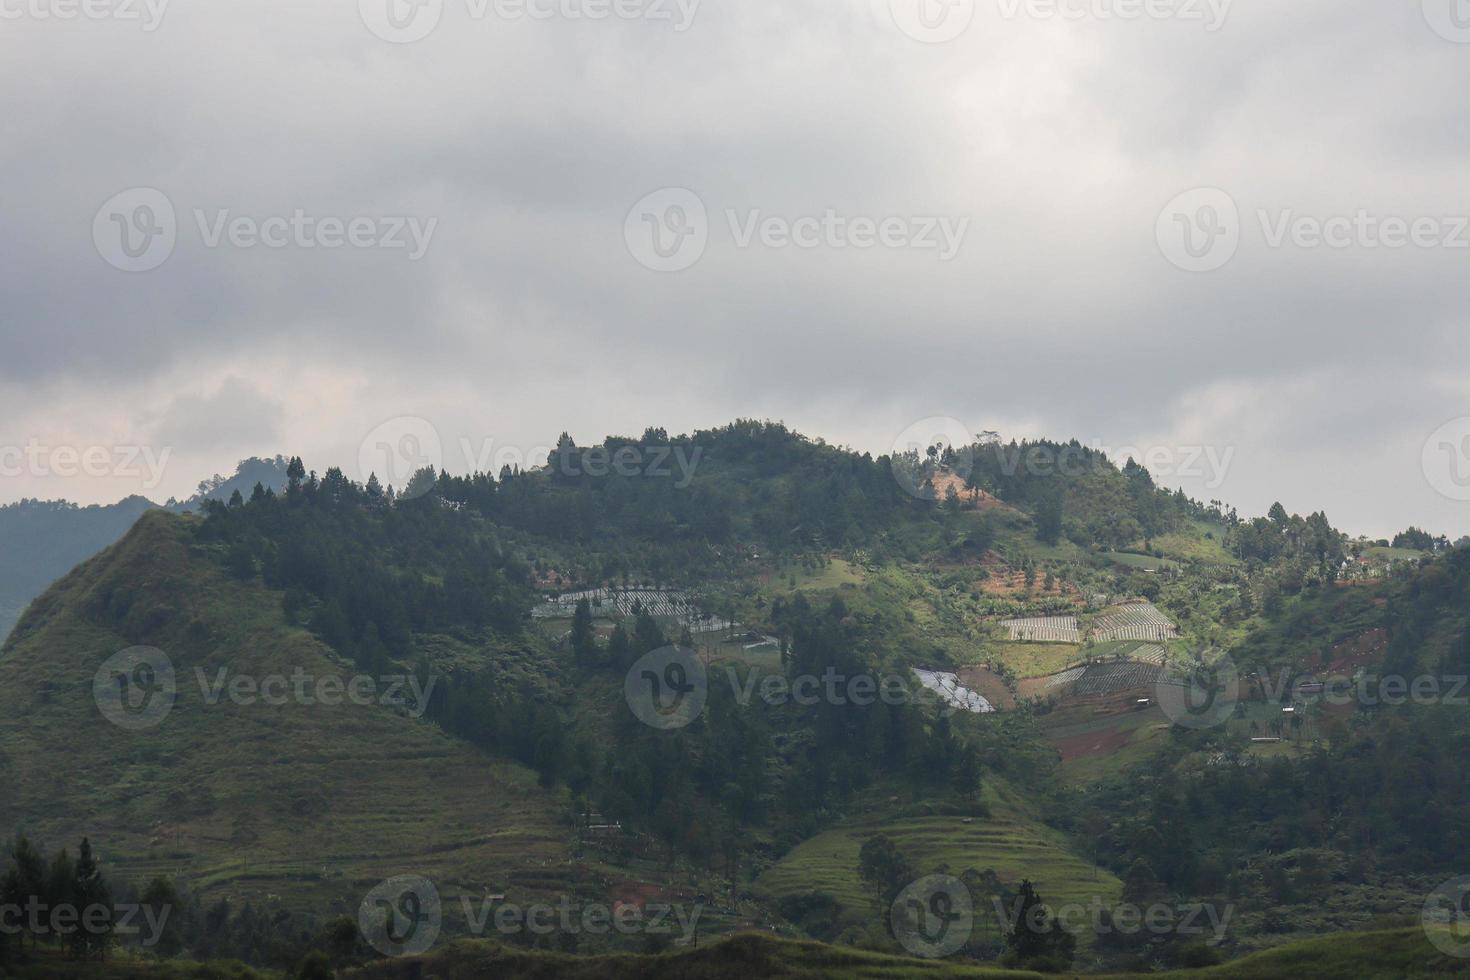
xmin=1001 ymin=615 xmax=1081 ymax=643
xmin=1090 ymin=602 xmax=1179 ymax=642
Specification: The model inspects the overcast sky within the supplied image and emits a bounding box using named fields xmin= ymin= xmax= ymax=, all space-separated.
xmin=3 ymin=0 xmax=1469 ymax=538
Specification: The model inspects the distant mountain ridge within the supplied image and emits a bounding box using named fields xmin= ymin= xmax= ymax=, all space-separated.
xmin=0 ymin=456 xmax=290 ymax=641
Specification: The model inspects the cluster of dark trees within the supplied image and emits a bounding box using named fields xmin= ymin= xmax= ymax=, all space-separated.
xmin=434 ymin=421 xmax=918 ymax=557
xmin=422 ymin=591 xmax=986 ymax=863
xmin=434 ymin=424 xmax=1216 ymax=561
xmin=955 ymin=441 xmax=1205 ymax=549
xmin=198 ymin=463 xmax=532 ymax=675
xmin=2 ymin=834 xmax=365 ymax=976
xmin=1230 ymin=504 xmax=1342 ymax=567
xmin=1391 ymin=526 xmax=1449 ymax=552
xmin=0 ymin=836 xmax=113 ymax=961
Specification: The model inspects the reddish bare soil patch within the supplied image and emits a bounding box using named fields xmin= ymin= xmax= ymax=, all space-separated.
xmin=1055 ymin=726 xmax=1133 ymax=763
xmin=956 ymin=665 xmax=1017 ymax=710
xmin=1325 ymin=628 xmax=1388 ymax=675
xmin=976 ymin=558 xmax=1081 ymax=603
xmin=1016 ymin=677 xmax=1052 ymax=699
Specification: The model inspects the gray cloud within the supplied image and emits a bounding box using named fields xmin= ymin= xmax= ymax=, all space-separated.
xmin=2 ymin=0 xmax=1469 ymax=537
xmin=145 ymin=376 xmax=285 ymax=455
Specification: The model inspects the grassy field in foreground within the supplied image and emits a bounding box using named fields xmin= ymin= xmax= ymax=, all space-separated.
xmin=345 ymin=926 xmax=1470 ymax=979
xmin=3 ymin=926 xmax=1464 ymax=979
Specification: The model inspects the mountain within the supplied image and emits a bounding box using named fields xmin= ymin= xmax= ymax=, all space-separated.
xmin=174 ymin=455 xmax=292 ymax=511
xmin=0 ymin=457 xmax=289 ymax=643
xmin=0 ymin=510 xmax=571 ymax=920
xmin=1 ymin=421 xmax=1458 ymax=976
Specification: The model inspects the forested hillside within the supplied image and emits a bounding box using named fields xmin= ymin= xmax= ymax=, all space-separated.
xmin=3 ymin=423 xmax=1461 ymax=978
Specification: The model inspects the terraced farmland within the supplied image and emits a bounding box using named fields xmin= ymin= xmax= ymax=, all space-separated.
xmin=1128 ymin=643 xmax=1170 ymax=666
xmin=1000 ymin=615 xmax=1081 ymax=643
xmin=1071 ymin=661 xmax=1164 ymax=697
xmin=755 ymin=784 xmax=1120 ymax=941
xmin=1091 ymin=603 xmax=1178 ymax=642
xmin=1042 ymin=665 xmax=1088 ymax=690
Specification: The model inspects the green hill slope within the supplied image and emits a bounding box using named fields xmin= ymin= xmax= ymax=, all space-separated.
xmin=0 ymin=511 xmax=571 ymax=914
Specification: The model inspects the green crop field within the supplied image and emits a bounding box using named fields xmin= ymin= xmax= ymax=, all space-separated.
xmin=986 ymin=642 xmax=1085 ymax=678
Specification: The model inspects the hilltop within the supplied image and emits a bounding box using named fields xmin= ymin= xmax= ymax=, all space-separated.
xmin=0 ymin=457 xmax=290 ymax=642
